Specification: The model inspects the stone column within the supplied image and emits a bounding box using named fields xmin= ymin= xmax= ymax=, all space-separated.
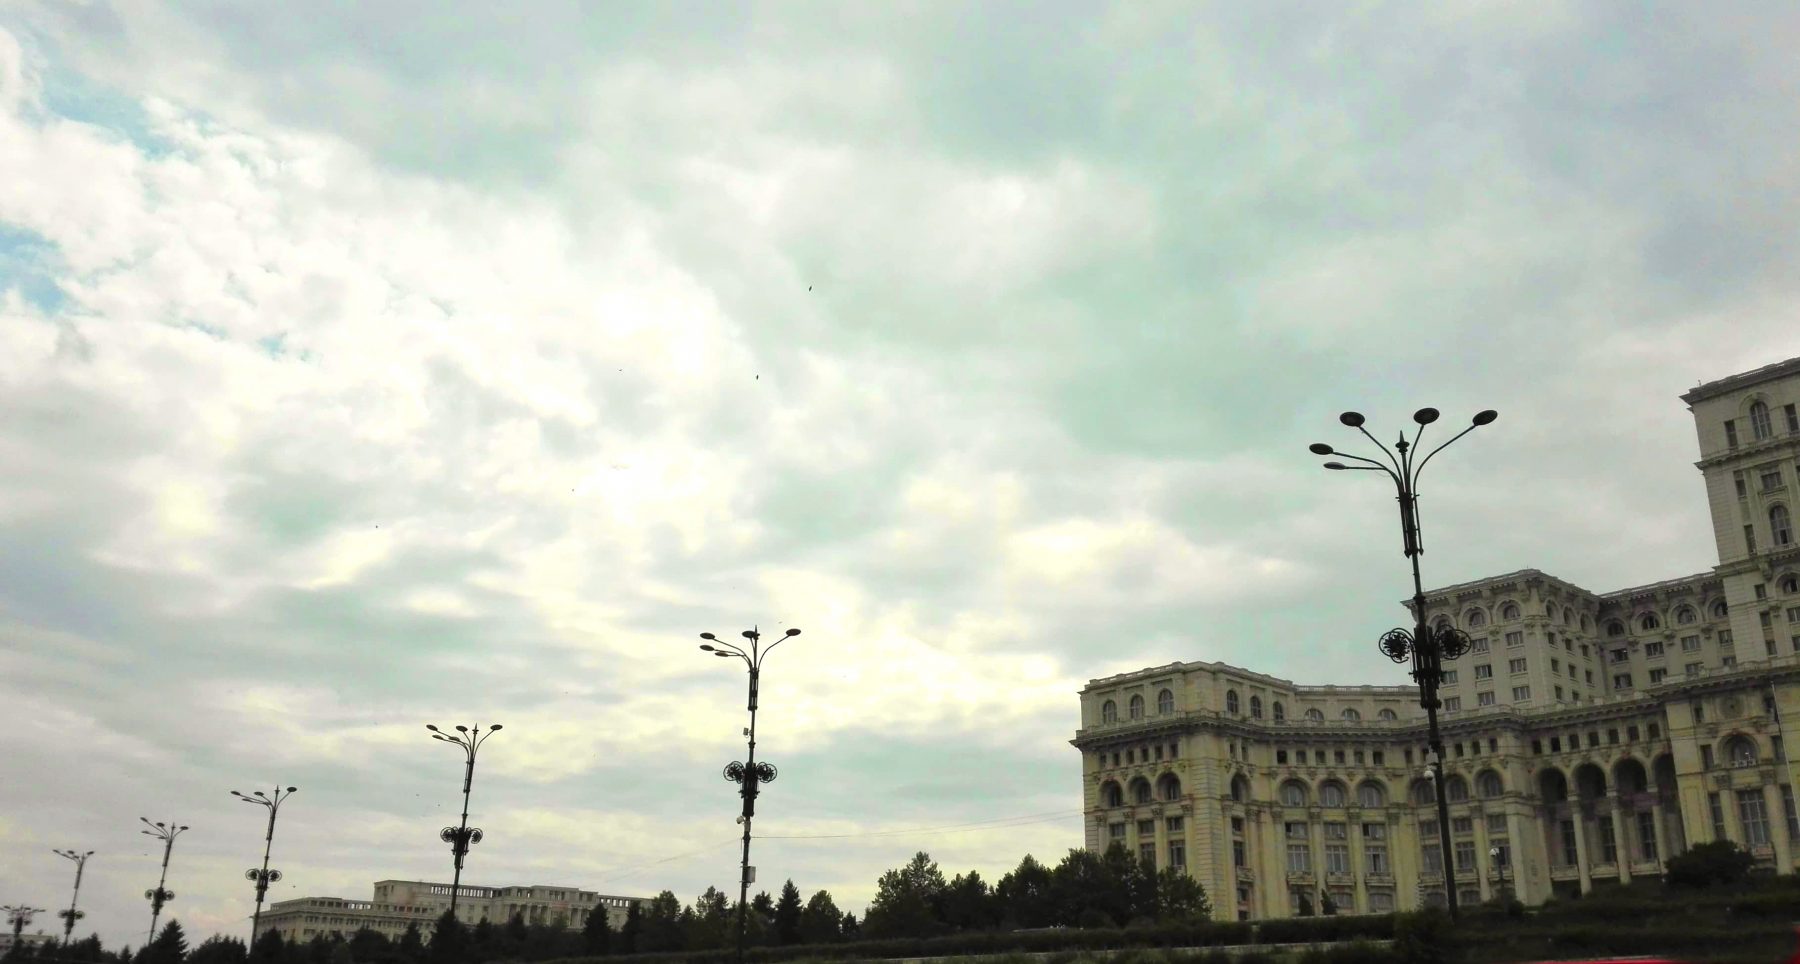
xmin=1571 ymin=807 xmax=1593 ymax=894
xmin=1471 ymin=808 xmax=1491 ymax=903
xmin=1766 ymin=783 xmax=1792 ymax=869
xmin=1649 ymin=799 xmax=1671 ymax=863
xmin=1612 ymin=801 xmax=1631 ymax=884
xmin=1350 ymin=814 xmax=1368 ymax=914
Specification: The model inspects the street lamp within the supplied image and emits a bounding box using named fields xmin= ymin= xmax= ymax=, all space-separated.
xmin=3 ymin=906 xmax=44 ymax=948
xmin=52 ymin=849 xmax=93 ymax=943
xmin=426 ymin=722 xmax=503 ymax=920
xmin=138 ymin=819 xmax=190 ymax=942
xmin=231 ymin=785 xmax=298 ymax=942
xmin=1490 ymin=845 xmax=1510 ymax=902
xmin=699 ymin=625 xmax=800 ymax=964
xmin=1310 ymin=405 xmax=1497 ymax=920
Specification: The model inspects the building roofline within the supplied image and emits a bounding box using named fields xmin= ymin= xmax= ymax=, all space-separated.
xmin=1681 ymin=356 xmax=1800 ymax=405
xmin=1598 ymin=571 xmax=1719 ymax=600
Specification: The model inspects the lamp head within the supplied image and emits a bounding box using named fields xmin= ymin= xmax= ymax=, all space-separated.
xmin=784 ymin=628 xmax=801 ymax=637
xmin=741 ymin=630 xmax=757 ymax=640
xmin=1339 ymin=412 xmax=1365 ymax=427
xmin=488 ymin=724 xmax=502 ymax=732
xmin=254 ymin=791 xmax=267 ymax=798
xmin=1473 ymin=409 xmax=1498 ymax=426
xmin=286 ymin=786 xmax=298 ymax=793
xmin=1412 ymin=407 xmax=1440 ymax=425
xmin=1309 ymin=443 xmax=1333 ymax=455
xmin=455 ymin=725 xmax=468 ymax=732
xmin=700 ymin=632 xmax=717 ymax=640
xmin=1323 ymin=462 xmax=1347 ymax=471
xmin=700 ymin=644 xmax=715 ymax=652
xmin=426 ymin=724 xmax=439 ymax=732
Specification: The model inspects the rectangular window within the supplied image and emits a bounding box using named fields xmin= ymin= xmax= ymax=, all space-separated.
xmin=1787 ymin=404 xmax=1798 ymax=433
xmin=1710 ymin=792 xmax=1728 ymax=840
xmin=1474 ymin=663 xmax=1493 ymax=680
xmin=1611 ymin=648 xmax=1630 ymax=663
xmin=1650 ymin=723 xmax=1660 ymax=738
xmin=1649 ymin=668 xmax=1666 ymax=683
xmin=1452 ymin=817 xmax=1473 ymax=835
xmin=1334 ymin=749 xmax=1346 ymax=765
xmin=1702 ymin=745 xmax=1715 ymax=769
xmin=1550 ymin=736 xmax=1562 ymax=752
xmin=1286 ymin=843 xmax=1311 ymax=874
xmin=1419 ymin=819 xmax=1438 ymax=838
xmin=1442 ymin=670 xmax=1458 ymax=684
xmin=1140 ymin=842 xmax=1156 ymax=865
xmin=1551 ymin=658 xmax=1561 ymax=672
xmin=1720 ymin=629 xmax=1733 ymax=647
xmin=1509 ymin=658 xmax=1528 ymax=674
xmin=1277 ymin=750 xmax=1288 ymax=764
xmin=1533 ymin=738 xmax=1544 ymax=754
xmin=1110 ymin=823 xmax=1126 ymax=840
xmin=1513 ymin=685 xmax=1531 ymax=701
xmin=1138 ymin=819 xmax=1155 ymax=836
xmin=1608 ymin=728 xmax=1620 ymax=744
xmin=1586 ymin=670 xmax=1594 ymax=684
xmin=1168 ymin=841 xmax=1186 ymax=869
xmin=1737 ymin=472 xmax=1750 ymax=498
xmin=1555 ymin=685 xmax=1565 ymax=700
xmin=1472 ymin=637 xmax=1489 ymax=652
xmin=1421 ymin=844 xmax=1443 ymax=874
xmin=1588 ymin=731 xmax=1601 ymax=748
xmin=1373 ymin=751 xmax=1384 ymax=765
xmin=1325 ymin=843 xmax=1350 ymax=875
xmin=1726 ymin=419 xmax=1739 ymax=448
xmin=1231 ymin=816 xmax=1244 ymax=834
xmin=1613 ymin=674 xmax=1633 ymax=689
xmin=1505 ymin=631 xmax=1524 ymax=648
xmin=1324 ymin=821 xmax=1347 ymax=840
xmin=1444 ymin=697 xmax=1461 ymax=712
xmin=1637 ymin=810 xmax=1658 ymax=861
xmin=1645 ymin=641 xmax=1664 ymax=657
xmin=1724 ymin=656 xmax=1737 ymax=668
xmin=1454 ymin=841 xmax=1477 ymax=872
xmin=1599 ymin=816 xmax=1617 ymax=864
xmin=1369 ymin=891 xmax=1395 ymax=913
xmin=1682 ymin=635 xmax=1702 ymax=652
xmin=1167 ymin=816 xmax=1184 ymax=833
xmin=1354 ymin=750 xmax=1364 ymax=764
xmin=1363 ymin=822 xmax=1386 ymax=840
xmin=1759 ymin=585 xmax=1770 ymax=601
xmin=1747 ymin=524 xmax=1758 ymax=553
xmin=1233 ymin=840 xmax=1246 ymax=867
xmin=1789 ymin=607 xmax=1800 ymax=623
xmin=1365 ymin=843 xmax=1388 ymax=875
xmin=1487 ymin=813 xmax=1508 ymax=834
xmin=1477 ymin=691 xmax=1496 ymax=706
xmin=1738 ymin=789 xmax=1771 ymax=847
xmin=1783 ymin=786 xmax=1800 ymax=842
xmin=1764 ymin=468 xmax=1785 ymax=492
xmin=1286 ymin=821 xmax=1308 ymax=839
xmin=1687 ymin=662 xmax=1704 ymax=677
xmin=1628 ymin=725 xmax=1640 ymax=741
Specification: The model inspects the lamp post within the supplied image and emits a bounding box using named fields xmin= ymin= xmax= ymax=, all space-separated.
xmin=4 ymin=906 xmax=43 ymax=947
xmin=1490 ymin=845 xmax=1510 ymax=903
xmin=52 ymin=849 xmax=93 ymax=943
xmin=138 ymin=819 xmax=189 ymax=942
xmin=1310 ymin=405 xmax=1497 ymax=920
xmin=426 ymin=722 xmax=503 ymax=920
xmin=699 ymin=625 xmax=800 ymax=964
xmin=231 ymin=785 xmax=298 ymax=942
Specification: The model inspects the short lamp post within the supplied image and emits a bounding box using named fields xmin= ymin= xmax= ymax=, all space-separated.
xmin=426 ymin=723 xmax=502 ymax=920
xmin=1490 ymin=845 xmax=1510 ymax=903
xmin=1310 ymin=405 xmax=1497 ymax=921
xmin=138 ymin=819 xmax=189 ymax=943
xmin=52 ymin=849 xmax=93 ymax=943
xmin=4 ymin=906 xmax=43 ymax=947
xmin=699 ymin=625 xmax=800 ymax=964
xmin=231 ymin=785 xmax=298 ymax=942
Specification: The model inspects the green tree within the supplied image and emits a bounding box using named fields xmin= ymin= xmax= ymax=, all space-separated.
xmin=140 ymin=920 xmax=189 ymax=964
xmin=1392 ymin=907 xmax=1452 ymax=964
xmin=995 ymin=854 xmax=1056 ymax=929
xmin=617 ymin=903 xmax=641 ymax=955
xmin=939 ymin=871 xmax=996 ymax=931
xmin=1052 ymin=847 xmax=1128 ymax=927
xmin=395 ymin=926 xmax=423 ymax=964
xmin=773 ymin=881 xmax=802 ymax=946
xmin=864 ymin=852 xmax=949 ymax=938
xmin=1666 ymin=839 xmax=1757 ymax=888
xmin=427 ymin=911 xmax=465 ymax=964
xmin=838 ymin=913 xmax=859 ymax=940
xmin=325 ymin=944 xmax=352 ymax=964
xmin=503 ymin=913 xmax=528 ymax=948
xmin=688 ymin=888 xmax=731 ymax=950
xmin=581 ymin=907 xmax=612 ymax=955
xmin=1319 ymin=890 xmax=1337 ymax=916
xmin=638 ymin=892 xmax=683 ymax=952
xmin=747 ymin=891 xmax=776 ymax=946
xmin=1154 ymin=866 xmax=1211 ymax=923
xmin=797 ymin=891 xmax=842 ymax=944
xmin=185 ymin=937 xmax=246 ymax=964
xmin=348 ymin=928 xmax=388 ymax=964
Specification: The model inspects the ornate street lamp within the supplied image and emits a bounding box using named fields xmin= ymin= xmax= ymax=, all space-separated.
xmin=699 ymin=625 xmax=800 ymax=964
xmin=1310 ymin=406 xmax=1497 ymax=920
xmin=138 ymin=819 xmax=189 ymax=942
xmin=4 ymin=906 xmax=44 ymax=947
xmin=1490 ymin=845 xmax=1510 ymax=903
xmin=426 ymin=723 xmax=503 ymax=920
xmin=231 ymin=785 xmax=298 ymax=942
xmin=52 ymin=849 xmax=93 ymax=943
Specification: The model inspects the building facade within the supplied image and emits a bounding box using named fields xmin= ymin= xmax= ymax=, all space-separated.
xmin=1073 ymin=356 xmax=1800 ymax=921
xmin=261 ymin=880 xmax=646 ymax=943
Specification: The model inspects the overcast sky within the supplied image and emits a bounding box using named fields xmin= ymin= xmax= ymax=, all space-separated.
xmin=3 ymin=0 xmax=1799 ymax=949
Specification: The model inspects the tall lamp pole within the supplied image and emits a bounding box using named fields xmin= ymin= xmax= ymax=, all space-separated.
xmin=52 ymin=849 xmax=93 ymax=943
xmin=138 ymin=819 xmax=189 ymax=942
xmin=231 ymin=785 xmax=298 ymax=942
xmin=4 ymin=906 xmax=44 ymax=947
xmin=426 ymin=723 xmax=503 ymax=920
xmin=699 ymin=625 xmax=800 ymax=964
xmin=1310 ymin=406 xmax=1497 ymax=920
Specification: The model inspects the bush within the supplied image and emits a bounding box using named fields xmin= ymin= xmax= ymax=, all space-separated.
xmin=1391 ymin=908 xmax=1452 ymax=964
xmin=1667 ymin=840 xmax=1757 ymax=889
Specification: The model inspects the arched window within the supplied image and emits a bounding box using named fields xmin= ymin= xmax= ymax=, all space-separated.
xmin=1128 ymin=694 xmax=1144 ymax=720
xmin=1606 ymin=620 xmax=1625 ymax=637
xmin=1563 ymin=606 xmax=1573 ymax=625
xmin=1305 ymin=708 xmax=1325 ymax=722
xmin=1543 ymin=601 xmax=1555 ymax=618
xmin=1280 ymin=780 xmax=1308 ymax=807
xmin=1102 ymin=781 xmax=1124 ymax=807
xmin=1273 ymin=701 xmax=1286 ymax=722
xmin=1711 ymin=600 xmax=1728 ymax=619
xmin=1445 ymin=775 xmax=1470 ymax=803
xmin=1581 ymin=614 xmax=1592 ymax=632
xmin=1157 ymin=689 xmax=1174 ymax=715
xmin=1319 ymin=781 xmax=1347 ymax=807
xmin=1725 ymin=735 xmax=1758 ymax=768
xmin=1157 ymin=773 xmax=1182 ymax=801
xmin=1226 ymin=690 xmax=1240 ymax=715
xmin=1434 ymin=615 xmax=1453 ymax=632
xmin=1476 ymin=770 xmax=1505 ymax=799
xmin=1675 ymin=606 xmax=1696 ymax=625
xmin=1342 ymin=708 xmax=1361 ymax=722
xmin=1781 ymin=575 xmax=1800 ymax=596
xmin=1101 ymin=700 xmax=1117 ymax=723
xmin=1751 ymin=400 xmax=1773 ymax=440
xmin=1131 ymin=778 xmax=1153 ymax=804
xmin=1640 ymin=613 xmax=1661 ymax=632
xmin=1358 ymin=781 xmax=1386 ymax=808
xmin=1410 ymin=779 xmax=1435 ymax=806
xmin=1378 ymin=708 xmax=1398 ymax=721
xmin=1501 ymin=602 xmax=1520 ymax=620
xmin=1250 ymin=695 xmax=1263 ymax=719
xmin=1466 ymin=609 xmax=1487 ymax=627
xmin=1773 ymin=505 xmax=1793 ymax=547
xmin=1231 ymin=774 xmax=1250 ymax=802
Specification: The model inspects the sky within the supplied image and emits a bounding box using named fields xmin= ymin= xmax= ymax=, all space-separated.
xmin=2 ymin=0 xmax=1799 ymax=949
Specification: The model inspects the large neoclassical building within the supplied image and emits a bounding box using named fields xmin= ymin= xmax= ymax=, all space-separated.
xmin=1074 ymin=356 xmax=1800 ymax=921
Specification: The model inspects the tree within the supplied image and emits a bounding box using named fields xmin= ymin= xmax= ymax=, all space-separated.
xmin=1153 ymin=867 xmax=1211 ymax=923
xmin=747 ymin=891 xmax=776 ymax=946
xmin=688 ymin=888 xmax=731 ymax=950
xmin=1051 ymin=847 xmax=1128 ymax=927
xmin=864 ymin=852 xmax=949 ymax=938
xmin=504 ymin=913 xmax=528 ymax=947
xmin=838 ymin=913 xmax=859 ymax=940
xmin=581 ymin=907 xmax=612 ymax=956
xmin=1666 ymin=840 xmax=1757 ymax=888
xmin=185 ymin=937 xmax=246 ymax=964
xmin=798 ymin=891 xmax=842 ymax=944
xmin=939 ymin=871 xmax=996 ymax=932
xmin=774 ymin=881 xmax=802 ymax=946
xmin=395 ymin=926 xmax=424 ymax=964
xmin=617 ymin=903 xmax=642 ymax=955
xmin=638 ymin=892 xmax=683 ymax=953
xmin=348 ymin=928 xmax=388 ymax=964
xmin=1319 ymin=890 xmax=1338 ymax=916
xmin=326 ymin=944 xmax=352 ymax=964
xmin=140 ymin=921 xmax=189 ymax=964
xmin=996 ymin=854 xmax=1056 ymax=929
xmin=427 ymin=911 xmax=465 ymax=964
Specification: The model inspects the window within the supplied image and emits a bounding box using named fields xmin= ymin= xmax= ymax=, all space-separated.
xmin=1784 ymin=785 xmax=1800 ymax=842
xmin=1157 ymin=689 xmax=1174 ymax=715
xmin=1442 ymin=670 xmax=1458 ymax=685
xmin=1509 ymin=658 xmax=1528 ymax=674
xmin=1167 ymin=841 xmax=1186 ymax=869
xmin=1788 ymin=404 xmax=1799 ymax=434
xmin=1555 ymin=685 xmax=1565 ymax=699
xmin=1373 ymin=750 xmax=1385 ymax=764
xmin=1101 ymin=700 xmax=1117 ymax=723
xmin=1637 ymin=810 xmax=1658 ymax=861
xmin=1138 ymin=818 xmax=1155 ymax=836
xmin=1551 ymin=658 xmax=1561 ymax=673
xmin=1641 ymin=613 xmax=1661 ymax=631
xmin=1687 ymin=662 xmax=1704 ymax=677
xmin=1486 ymin=812 xmax=1508 ymax=834
xmin=1645 ymin=641 xmax=1664 ymax=657
xmin=1166 ymin=816 xmax=1183 ymax=833
xmin=1710 ymin=792 xmax=1728 ymax=840
xmin=1443 ymin=697 xmax=1461 ymax=712
xmin=1738 ymin=472 xmax=1750 ymax=498
xmin=1677 ymin=634 xmax=1700 ymax=653
xmin=1232 ymin=840 xmax=1246 ymax=867
xmin=1723 ymin=656 xmax=1737 ymax=668
xmin=1320 ymin=782 xmax=1347 ymax=807
xmin=1547 ymin=601 xmax=1557 ymax=618
xmin=1752 ymin=401 xmax=1774 ymax=440
xmin=1325 ymin=842 xmax=1350 ymax=875
xmin=1249 ymin=695 xmax=1262 ymax=719
xmin=1739 ymin=789 xmax=1772 ymax=847
xmin=1766 ymin=468 xmax=1787 ymax=492
xmin=1140 ymin=842 xmax=1156 ymax=865
xmin=1649 ymin=668 xmax=1667 ymax=683
xmin=1611 ymin=648 xmax=1630 ymax=663
xmin=1726 ymin=736 xmax=1758 ymax=767
xmin=1365 ymin=839 xmax=1388 ymax=875
xmin=1774 ymin=505 xmax=1794 ymax=547
xmin=1474 ymin=664 xmax=1493 ymax=680
xmin=1676 ymin=606 xmax=1697 ymax=625
xmin=1281 ymin=781 xmax=1308 ymax=807
xmin=1358 ymin=782 xmax=1385 ymax=808
xmin=1747 ymin=524 xmax=1758 ymax=554
xmin=1477 ymin=691 xmax=1496 ymax=706
xmin=1420 ymin=817 xmax=1438 ymax=836
xmin=1466 ymin=609 xmax=1487 ymax=627
xmin=1129 ymin=694 xmax=1144 ymax=719
xmin=1613 ymin=674 xmax=1633 ymax=690
xmin=1726 ymin=419 xmax=1740 ymax=449
xmin=1501 ymin=602 xmax=1519 ymax=620
xmin=1378 ymin=708 xmax=1397 ymax=721
xmin=1512 ymin=686 xmax=1531 ymax=702
xmin=1110 ymin=823 xmax=1126 ymax=841
xmin=1454 ymin=841 xmax=1477 ymax=872
xmin=1342 ymin=708 xmax=1361 ymax=722
xmin=1471 ymin=637 xmax=1490 ymax=653
xmin=1598 ymin=815 xmax=1617 ymax=863
xmin=1446 ymin=776 xmax=1469 ymax=802
xmin=1702 ymin=745 xmax=1716 ymax=769
xmin=1273 ymin=701 xmax=1285 ymax=722
xmin=1477 ymin=771 xmax=1504 ymax=798
xmin=1421 ymin=844 xmax=1443 ymax=874
xmin=1505 ymin=631 xmax=1524 ymax=647
xmin=1607 ymin=620 xmax=1626 ymax=637
xmin=1335 ymin=750 xmax=1346 ymax=764
xmin=1287 ymin=843 xmax=1311 ymax=874
xmin=1713 ymin=600 xmax=1729 ymax=619
xmin=1226 ymin=690 xmax=1239 ymax=715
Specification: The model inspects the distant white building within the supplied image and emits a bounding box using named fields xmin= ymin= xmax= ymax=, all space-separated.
xmin=261 ymin=880 xmax=646 ymax=943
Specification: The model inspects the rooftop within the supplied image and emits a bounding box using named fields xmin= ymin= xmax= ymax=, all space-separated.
xmin=1680 ymin=355 xmax=1800 ymax=405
